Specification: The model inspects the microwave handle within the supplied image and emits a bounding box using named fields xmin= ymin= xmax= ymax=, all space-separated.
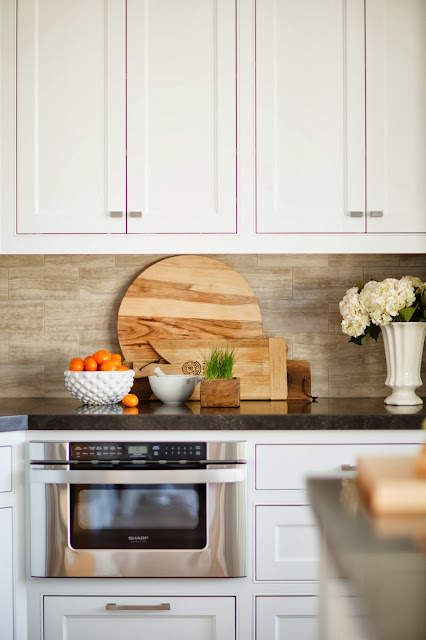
xmin=29 ymin=467 xmax=245 ymax=485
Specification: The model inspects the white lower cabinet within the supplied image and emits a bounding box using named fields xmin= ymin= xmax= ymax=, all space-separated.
xmin=256 ymin=596 xmax=317 ymax=640
xmin=253 ymin=439 xmax=422 ymax=640
xmin=43 ymin=595 xmax=236 ymax=640
xmin=0 ymin=507 xmax=14 ymax=640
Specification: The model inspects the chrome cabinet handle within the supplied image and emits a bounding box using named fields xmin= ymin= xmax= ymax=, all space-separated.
xmin=30 ymin=467 xmax=245 ymax=484
xmin=109 ymin=211 xmax=123 ymax=218
xmin=106 ymin=603 xmax=170 ymax=611
xmin=349 ymin=211 xmax=363 ymax=218
xmin=369 ymin=211 xmax=383 ymax=217
xmin=128 ymin=211 xmax=142 ymax=218
xmin=341 ymin=464 xmax=357 ymax=471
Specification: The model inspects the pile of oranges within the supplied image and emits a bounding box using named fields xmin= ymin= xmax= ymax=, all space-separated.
xmin=68 ymin=351 xmax=139 ymax=409
xmin=69 ymin=350 xmax=129 ymax=372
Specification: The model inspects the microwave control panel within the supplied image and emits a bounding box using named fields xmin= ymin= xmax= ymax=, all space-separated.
xmin=70 ymin=442 xmax=207 ymax=461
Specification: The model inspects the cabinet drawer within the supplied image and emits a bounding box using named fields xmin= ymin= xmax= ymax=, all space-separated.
xmin=256 ymin=595 xmax=317 ymax=640
xmin=0 ymin=447 xmax=12 ymax=493
xmin=43 ymin=595 xmax=236 ymax=640
xmin=255 ymin=443 xmax=420 ymax=491
xmin=255 ymin=505 xmax=319 ymax=581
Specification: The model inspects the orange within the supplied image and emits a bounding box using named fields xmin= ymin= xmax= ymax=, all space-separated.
xmin=123 ymin=407 xmax=139 ymax=415
xmin=69 ymin=357 xmax=84 ymax=371
xmin=100 ymin=360 xmax=118 ymax=371
xmin=122 ymin=393 xmax=139 ymax=407
xmin=83 ymin=356 xmax=98 ymax=372
xmin=117 ymin=365 xmax=129 ymax=371
xmin=93 ymin=350 xmax=111 ymax=365
xmin=111 ymin=353 xmax=122 ymax=364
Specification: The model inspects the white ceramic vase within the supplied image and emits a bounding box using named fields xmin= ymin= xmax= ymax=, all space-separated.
xmin=381 ymin=323 xmax=426 ymax=405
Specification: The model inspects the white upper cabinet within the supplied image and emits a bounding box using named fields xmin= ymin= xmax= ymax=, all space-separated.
xmin=256 ymin=0 xmax=426 ymax=237
xmin=15 ymin=0 xmax=237 ymax=236
xmin=2 ymin=0 xmax=425 ymax=251
xmin=366 ymin=0 xmax=426 ymax=233
xmin=126 ymin=0 xmax=237 ymax=234
xmin=255 ymin=0 xmax=366 ymax=234
xmin=16 ymin=0 xmax=126 ymax=234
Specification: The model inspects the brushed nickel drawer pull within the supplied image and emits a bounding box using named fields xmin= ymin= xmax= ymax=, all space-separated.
xmin=106 ymin=603 xmax=171 ymax=611
xmin=341 ymin=464 xmax=357 ymax=471
xmin=349 ymin=211 xmax=363 ymax=218
xmin=128 ymin=211 xmax=142 ymax=218
xmin=369 ymin=211 xmax=383 ymax=217
xmin=109 ymin=211 xmax=123 ymax=218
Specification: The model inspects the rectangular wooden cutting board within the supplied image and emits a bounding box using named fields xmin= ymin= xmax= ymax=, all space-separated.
xmin=132 ymin=338 xmax=287 ymax=401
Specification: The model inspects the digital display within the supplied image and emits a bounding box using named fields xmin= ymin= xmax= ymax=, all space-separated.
xmin=128 ymin=445 xmax=148 ymax=454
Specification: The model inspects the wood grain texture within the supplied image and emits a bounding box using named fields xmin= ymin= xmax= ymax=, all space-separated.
xmin=117 ymin=256 xmax=265 ymax=362
xmin=286 ymin=360 xmax=312 ymax=400
xmin=268 ymin=337 xmax=287 ymax=399
xmin=200 ymin=378 xmax=240 ymax=408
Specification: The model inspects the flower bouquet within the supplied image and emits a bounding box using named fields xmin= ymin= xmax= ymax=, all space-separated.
xmin=339 ymin=275 xmax=426 ymax=345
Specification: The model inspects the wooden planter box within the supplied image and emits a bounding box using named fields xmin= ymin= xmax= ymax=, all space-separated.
xmin=200 ymin=378 xmax=240 ymax=408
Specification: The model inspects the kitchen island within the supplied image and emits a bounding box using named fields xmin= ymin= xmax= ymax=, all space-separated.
xmin=0 ymin=397 xmax=425 ymax=431
xmin=308 ymin=476 xmax=426 ymax=640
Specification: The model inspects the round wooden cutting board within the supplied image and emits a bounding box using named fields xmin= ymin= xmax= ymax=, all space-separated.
xmin=117 ymin=255 xmax=265 ymax=362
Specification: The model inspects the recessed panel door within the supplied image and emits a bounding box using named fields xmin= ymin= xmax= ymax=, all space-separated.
xmin=17 ymin=0 xmax=126 ymax=233
xmin=366 ymin=0 xmax=426 ymax=234
xmin=256 ymin=0 xmax=365 ymax=233
xmin=127 ymin=0 xmax=237 ymax=234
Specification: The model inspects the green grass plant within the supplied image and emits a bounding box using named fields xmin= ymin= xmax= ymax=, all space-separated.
xmin=204 ymin=345 xmax=237 ymax=380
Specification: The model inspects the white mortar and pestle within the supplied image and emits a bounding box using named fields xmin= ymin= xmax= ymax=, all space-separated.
xmin=148 ymin=367 xmax=202 ymax=404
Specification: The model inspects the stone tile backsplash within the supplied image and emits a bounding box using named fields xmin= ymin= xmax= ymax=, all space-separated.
xmin=0 ymin=253 xmax=425 ymax=399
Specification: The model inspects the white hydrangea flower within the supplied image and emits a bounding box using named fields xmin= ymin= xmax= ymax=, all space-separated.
xmin=339 ymin=287 xmax=370 ymax=337
xmin=359 ymin=277 xmax=416 ymax=326
xmin=402 ymin=275 xmax=423 ymax=290
xmin=340 ymin=274 xmax=423 ymax=341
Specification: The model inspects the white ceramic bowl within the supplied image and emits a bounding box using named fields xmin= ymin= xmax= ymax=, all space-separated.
xmin=64 ymin=370 xmax=135 ymax=405
xmin=148 ymin=375 xmax=202 ymax=404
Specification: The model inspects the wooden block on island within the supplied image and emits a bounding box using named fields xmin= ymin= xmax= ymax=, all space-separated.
xmin=357 ymin=456 xmax=426 ymax=516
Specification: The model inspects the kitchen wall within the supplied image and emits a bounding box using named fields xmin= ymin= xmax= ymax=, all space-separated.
xmin=1 ymin=253 xmax=425 ymax=399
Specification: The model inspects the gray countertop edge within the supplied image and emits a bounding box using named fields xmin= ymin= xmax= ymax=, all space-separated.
xmin=0 ymin=411 xmax=425 ymax=432
xmin=26 ymin=413 xmax=426 ymax=431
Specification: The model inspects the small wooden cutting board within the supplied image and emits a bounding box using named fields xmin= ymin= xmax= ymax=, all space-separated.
xmin=133 ymin=338 xmax=287 ymax=400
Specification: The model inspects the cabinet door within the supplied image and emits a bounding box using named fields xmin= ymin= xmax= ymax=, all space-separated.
xmin=17 ymin=0 xmax=126 ymax=234
xmin=256 ymin=596 xmax=317 ymax=640
xmin=255 ymin=506 xmax=319 ymax=581
xmin=43 ymin=596 xmax=236 ymax=640
xmin=255 ymin=0 xmax=365 ymax=233
xmin=366 ymin=0 xmax=426 ymax=234
xmin=0 ymin=508 xmax=14 ymax=640
xmin=126 ymin=0 xmax=237 ymax=234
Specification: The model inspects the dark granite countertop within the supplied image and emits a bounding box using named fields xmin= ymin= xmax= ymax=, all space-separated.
xmin=0 ymin=397 xmax=425 ymax=431
xmin=308 ymin=477 xmax=426 ymax=640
